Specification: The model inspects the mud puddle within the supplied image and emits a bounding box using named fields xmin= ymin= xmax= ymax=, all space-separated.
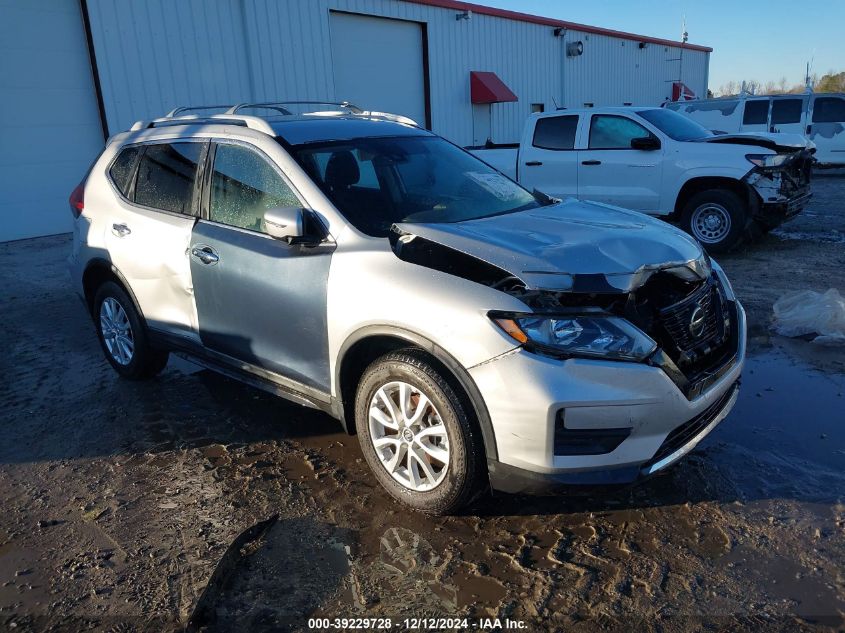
xmin=189 ymin=342 xmax=844 ymax=629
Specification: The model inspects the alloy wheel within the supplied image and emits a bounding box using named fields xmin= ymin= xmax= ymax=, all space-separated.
xmin=368 ymin=381 xmax=450 ymax=492
xmin=99 ymin=297 xmax=134 ymax=365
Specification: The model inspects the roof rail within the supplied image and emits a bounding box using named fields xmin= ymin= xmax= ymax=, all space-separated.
xmin=129 ymin=114 xmax=275 ymax=136
xmin=166 ymin=104 xmax=234 ymax=117
xmin=226 ymin=101 xmax=364 ymax=115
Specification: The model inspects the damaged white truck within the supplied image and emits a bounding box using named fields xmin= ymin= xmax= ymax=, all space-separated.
xmin=471 ymin=106 xmax=814 ymax=252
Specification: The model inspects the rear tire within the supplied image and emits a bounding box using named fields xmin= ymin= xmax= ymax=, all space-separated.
xmin=93 ymin=282 xmax=169 ymax=380
xmin=680 ymin=189 xmax=747 ymax=253
xmin=354 ymin=350 xmax=485 ymax=515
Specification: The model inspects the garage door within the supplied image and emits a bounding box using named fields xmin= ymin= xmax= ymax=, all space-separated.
xmin=0 ymin=0 xmax=104 ymax=242
xmin=330 ymin=12 xmax=428 ymax=128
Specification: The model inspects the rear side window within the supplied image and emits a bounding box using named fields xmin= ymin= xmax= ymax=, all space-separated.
xmin=134 ymin=142 xmax=203 ymax=214
xmin=209 ymin=143 xmax=300 ymax=232
xmin=109 ymin=146 xmax=141 ymax=197
xmin=588 ymin=115 xmax=650 ymax=149
xmin=771 ymin=99 xmax=803 ymax=124
xmin=743 ymin=100 xmax=769 ymax=125
xmin=532 ymin=116 xmax=578 ymax=150
xmin=813 ymin=97 xmax=845 ymax=123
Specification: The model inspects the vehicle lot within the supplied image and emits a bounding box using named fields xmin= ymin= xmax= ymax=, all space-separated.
xmin=1 ymin=175 xmax=844 ymax=631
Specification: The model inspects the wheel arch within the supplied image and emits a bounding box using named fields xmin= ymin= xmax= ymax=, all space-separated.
xmin=673 ymin=176 xmax=757 ymax=219
xmin=335 ymin=326 xmax=498 ymax=462
xmin=82 ymin=258 xmax=145 ymax=321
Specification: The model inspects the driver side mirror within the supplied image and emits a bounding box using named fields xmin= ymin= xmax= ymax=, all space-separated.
xmin=263 ymin=207 xmax=306 ymax=242
xmin=631 ymin=136 xmax=661 ymax=151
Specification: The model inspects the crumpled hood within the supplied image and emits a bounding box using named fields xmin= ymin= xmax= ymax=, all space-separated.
xmin=394 ymin=198 xmax=708 ymax=293
xmin=700 ymin=132 xmax=815 ymax=153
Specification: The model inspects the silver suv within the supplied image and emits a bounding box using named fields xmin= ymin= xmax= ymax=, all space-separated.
xmin=69 ymin=102 xmax=746 ymax=514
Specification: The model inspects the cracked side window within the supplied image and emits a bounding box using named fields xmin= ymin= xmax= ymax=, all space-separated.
xmin=209 ymin=144 xmax=300 ymax=233
xmin=134 ymin=143 xmax=202 ymax=215
xmin=109 ymin=146 xmax=141 ymax=198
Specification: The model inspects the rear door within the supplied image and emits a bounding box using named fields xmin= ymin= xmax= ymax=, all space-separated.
xmin=769 ymin=97 xmax=807 ymax=135
xmin=105 ymin=141 xmax=205 ymax=342
xmin=189 ymin=140 xmax=335 ymax=391
xmin=808 ymin=95 xmax=845 ymax=165
xmin=517 ymin=114 xmax=579 ymax=199
xmin=576 ymin=114 xmax=663 ymax=212
xmin=739 ymin=99 xmax=770 ymax=133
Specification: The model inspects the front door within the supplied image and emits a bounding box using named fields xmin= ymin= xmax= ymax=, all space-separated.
xmin=577 ymin=114 xmax=663 ymax=213
xmin=189 ymin=141 xmax=335 ymax=391
xmin=517 ymin=114 xmax=580 ymax=200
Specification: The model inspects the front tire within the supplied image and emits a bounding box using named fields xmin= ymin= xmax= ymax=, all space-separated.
xmin=680 ymin=189 xmax=747 ymax=253
xmin=93 ymin=281 xmax=169 ymax=380
xmin=354 ymin=350 xmax=485 ymax=515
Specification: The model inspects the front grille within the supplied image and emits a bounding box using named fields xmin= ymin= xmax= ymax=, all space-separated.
xmin=653 ymin=278 xmax=730 ymax=368
xmin=658 ymin=282 xmax=721 ymax=353
xmin=644 ymin=382 xmax=738 ymax=467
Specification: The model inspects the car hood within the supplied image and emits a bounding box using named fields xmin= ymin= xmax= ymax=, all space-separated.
xmin=393 ymin=198 xmax=709 ymax=293
xmin=699 ymin=132 xmax=815 ymax=153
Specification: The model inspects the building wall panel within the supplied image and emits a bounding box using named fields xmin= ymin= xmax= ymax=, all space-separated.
xmin=86 ymin=0 xmax=710 ymax=146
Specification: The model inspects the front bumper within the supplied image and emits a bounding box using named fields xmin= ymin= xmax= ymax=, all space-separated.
xmin=745 ymin=156 xmax=813 ymax=228
xmin=470 ymin=302 xmax=746 ymax=494
xmin=755 ymin=189 xmax=812 ymax=227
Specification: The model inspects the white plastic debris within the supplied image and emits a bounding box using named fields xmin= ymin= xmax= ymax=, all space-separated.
xmin=772 ymin=289 xmax=845 ymax=345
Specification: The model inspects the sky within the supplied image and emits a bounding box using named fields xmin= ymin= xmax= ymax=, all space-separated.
xmin=479 ymin=0 xmax=844 ymax=92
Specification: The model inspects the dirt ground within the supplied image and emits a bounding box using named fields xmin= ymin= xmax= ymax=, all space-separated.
xmin=1 ymin=175 xmax=844 ymax=632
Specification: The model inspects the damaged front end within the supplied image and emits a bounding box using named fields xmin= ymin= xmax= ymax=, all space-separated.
xmin=391 ymin=204 xmax=741 ymax=400
xmin=743 ymin=148 xmax=814 ymax=228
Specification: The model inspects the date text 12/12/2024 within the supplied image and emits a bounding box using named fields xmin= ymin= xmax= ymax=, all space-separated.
xmin=307 ymin=617 xmax=528 ymax=630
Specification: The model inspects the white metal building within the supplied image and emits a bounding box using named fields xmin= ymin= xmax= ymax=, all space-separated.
xmin=1 ymin=0 xmax=711 ymax=242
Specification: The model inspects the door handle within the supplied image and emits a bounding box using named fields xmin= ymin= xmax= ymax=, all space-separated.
xmin=111 ymin=223 xmax=131 ymax=237
xmin=191 ymin=245 xmax=219 ymax=265
xmin=581 ymin=160 xmax=601 ymax=166
xmin=524 ymin=161 xmax=543 ymax=166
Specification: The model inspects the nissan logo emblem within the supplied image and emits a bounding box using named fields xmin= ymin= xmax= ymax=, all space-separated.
xmin=689 ymin=304 xmax=706 ymax=338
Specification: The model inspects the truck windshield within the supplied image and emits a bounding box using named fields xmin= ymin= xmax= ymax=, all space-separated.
xmin=288 ymin=135 xmax=539 ymax=237
xmin=637 ymin=108 xmax=713 ymax=141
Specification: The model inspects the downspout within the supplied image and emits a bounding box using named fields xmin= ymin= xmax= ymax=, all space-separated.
xmin=79 ymin=0 xmax=109 ymax=140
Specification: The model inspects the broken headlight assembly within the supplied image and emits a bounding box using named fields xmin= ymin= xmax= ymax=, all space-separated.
xmin=746 ymin=153 xmax=789 ymax=169
xmin=492 ymin=314 xmax=657 ymax=362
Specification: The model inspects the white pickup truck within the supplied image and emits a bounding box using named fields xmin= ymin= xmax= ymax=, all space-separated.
xmin=470 ymin=106 xmax=814 ymax=252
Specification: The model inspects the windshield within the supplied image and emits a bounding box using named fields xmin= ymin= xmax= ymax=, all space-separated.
xmin=288 ymin=135 xmax=540 ymax=236
xmin=637 ymin=108 xmax=713 ymax=141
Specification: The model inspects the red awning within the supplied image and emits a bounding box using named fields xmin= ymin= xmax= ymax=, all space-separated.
xmin=671 ymin=81 xmax=697 ymax=101
xmin=470 ymin=71 xmax=518 ymax=104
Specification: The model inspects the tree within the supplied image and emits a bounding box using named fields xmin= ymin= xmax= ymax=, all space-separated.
xmin=816 ymin=71 xmax=845 ymax=93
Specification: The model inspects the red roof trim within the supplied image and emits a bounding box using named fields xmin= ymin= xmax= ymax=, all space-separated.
xmin=401 ymin=0 xmax=713 ymax=53
xmin=470 ymin=71 xmax=518 ymax=104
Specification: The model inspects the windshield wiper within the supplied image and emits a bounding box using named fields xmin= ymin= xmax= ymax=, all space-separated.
xmin=532 ymin=188 xmax=560 ymax=206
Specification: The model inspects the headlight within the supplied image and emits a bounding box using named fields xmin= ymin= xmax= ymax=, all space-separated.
xmin=493 ymin=314 xmax=657 ymax=361
xmin=746 ymin=153 xmax=789 ymax=168
xmin=710 ymin=260 xmax=736 ymax=301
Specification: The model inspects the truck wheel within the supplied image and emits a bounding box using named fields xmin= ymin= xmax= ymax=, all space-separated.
xmin=93 ymin=281 xmax=169 ymax=380
xmin=680 ymin=189 xmax=747 ymax=253
xmin=354 ymin=350 xmax=485 ymax=515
